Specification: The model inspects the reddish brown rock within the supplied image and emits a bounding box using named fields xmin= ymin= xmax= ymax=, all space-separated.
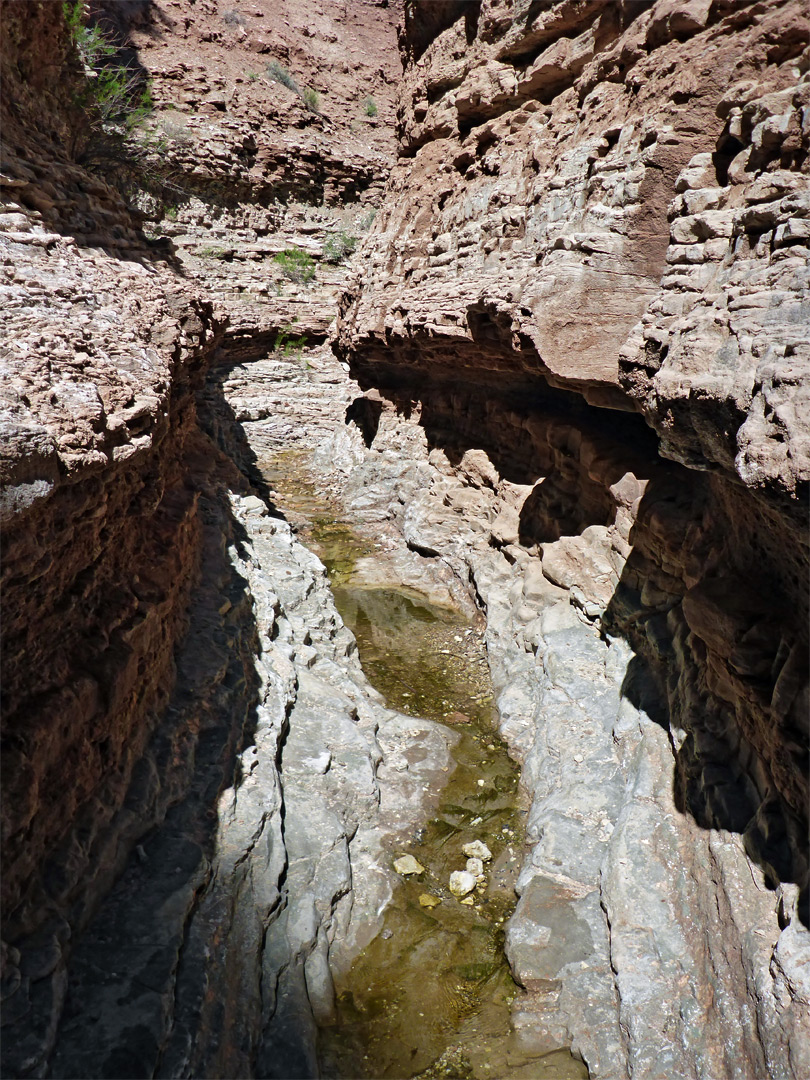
xmin=336 ymin=0 xmax=810 ymax=1074
xmin=2 ymin=0 xmax=809 ymax=1076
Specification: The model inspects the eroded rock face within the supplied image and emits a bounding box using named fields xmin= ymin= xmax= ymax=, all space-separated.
xmin=1 ymin=0 xmax=222 ymax=962
xmin=3 ymin=0 xmax=810 ymax=1077
xmin=336 ymin=0 xmax=810 ymax=1074
xmin=1 ymin=2 xmax=429 ymax=1075
xmin=329 ymin=381 xmax=810 ymax=1080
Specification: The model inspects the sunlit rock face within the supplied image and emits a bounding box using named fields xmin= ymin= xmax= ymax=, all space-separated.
xmin=2 ymin=0 xmax=809 ymax=1077
xmin=337 ymin=0 xmax=810 ymax=1074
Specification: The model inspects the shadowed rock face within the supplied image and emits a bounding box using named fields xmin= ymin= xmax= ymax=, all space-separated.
xmin=0 ymin=0 xmax=222 ymax=948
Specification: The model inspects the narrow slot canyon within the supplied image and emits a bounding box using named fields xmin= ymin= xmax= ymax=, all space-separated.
xmin=1 ymin=2 xmax=808 ymax=1079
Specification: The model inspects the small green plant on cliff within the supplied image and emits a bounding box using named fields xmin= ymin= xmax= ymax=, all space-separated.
xmin=265 ymin=61 xmax=321 ymax=113
xmin=63 ymin=0 xmax=159 ymax=201
xmin=322 ymin=230 xmax=357 ymax=264
xmin=273 ymin=247 xmax=316 ymax=283
xmin=266 ymin=61 xmax=300 ymax=94
xmin=363 ymin=95 xmax=378 ymax=117
xmin=64 ymin=2 xmax=152 ymax=128
xmin=274 ymin=322 xmax=308 ymax=361
xmin=64 ymin=0 xmax=113 ymax=67
xmin=222 ymin=9 xmax=246 ymax=27
xmin=302 ymin=86 xmax=321 ymax=112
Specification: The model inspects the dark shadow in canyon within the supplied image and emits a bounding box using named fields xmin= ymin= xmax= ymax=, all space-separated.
xmin=351 ymin=368 xmax=809 ymax=929
xmin=346 ymin=395 xmax=383 ymax=447
xmin=602 ymin=478 xmax=810 ymax=929
xmin=37 ymin=350 xmax=307 ymax=1078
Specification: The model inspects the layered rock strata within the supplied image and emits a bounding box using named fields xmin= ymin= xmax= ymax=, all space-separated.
xmin=3 ymin=2 xmax=446 ymax=1076
xmin=3 ymin=0 xmax=810 ymax=1078
xmin=1 ymin=0 xmax=220 ymax=996
xmin=96 ymin=0 xmax=402 ymax=362
xmin=336 ymin=0 xmax=810 ymax=1075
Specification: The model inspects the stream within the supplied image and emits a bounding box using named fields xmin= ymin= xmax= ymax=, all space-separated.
xmin=261 ymin=451 xmax=588 ymax=1080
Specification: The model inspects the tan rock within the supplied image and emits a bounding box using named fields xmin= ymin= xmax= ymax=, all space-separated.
xmin=394 ymin=854 xmax=426 ymax=876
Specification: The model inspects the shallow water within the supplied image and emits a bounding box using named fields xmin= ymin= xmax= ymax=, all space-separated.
xmin=263 ymin=450 xmax=587 ymax=1080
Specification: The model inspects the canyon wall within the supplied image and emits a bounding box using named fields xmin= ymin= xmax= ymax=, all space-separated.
xmin=2 ymin=0 xmax=220 ymax=978
xmin=336 ymin=0 xmax=810 ymax=1075
xmin=2 ymin=0 xmax=810 ymax=1077
xmin=1 ymin=2 xmax=421 ymax=1075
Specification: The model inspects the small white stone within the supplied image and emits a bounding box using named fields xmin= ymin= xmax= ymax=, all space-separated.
xmin=462 ymin=840 xmax=492 ymax=862
xmin=466 ymin=857 xmax=484 ymax=877
xmin=303 ymin=750 xmax=332 ymax=774
xmin=449 ymin=870 xmax=477 ymax=897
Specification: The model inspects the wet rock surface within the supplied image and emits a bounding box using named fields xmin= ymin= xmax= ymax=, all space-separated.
xmin=209 ymin=353 xmax=556 ymax=1080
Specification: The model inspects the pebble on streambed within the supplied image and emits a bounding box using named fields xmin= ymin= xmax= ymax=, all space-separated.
xmin=393 ymin=854 xmax=426 ymax=876
xmin=449 ymin=870 xmax=477 ymax=897
xmin=462 ymin=840 xmax=492 ymax=861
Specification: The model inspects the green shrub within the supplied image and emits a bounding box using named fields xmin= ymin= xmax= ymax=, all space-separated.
xmin=302 ymin=87 xmax=320 ymax=112
xmin=247 ymin=71 xmax=259 ymax=83
xmin=274 ymin=323 xmax=308 ymax=360
xmin=266 ymin=61 xmax=299 ymax=93
xmin=273 ymin=247 xmax=315 ymax=283
xmin=96 ymin=70 xmax=151 ymax=127
xmin=363 ymin=96 xmax=378 ymax=117
xmin=63 ymin=2 xmax=152 ymax=129
xmin=322 ymin=230 xmax=357 ymax=264
xmin=64 ymin=1 xmax=114 ymax=67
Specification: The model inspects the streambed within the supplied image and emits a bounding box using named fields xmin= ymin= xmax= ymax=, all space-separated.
xmin=262 ymin=450 xmax=587 ymax=1080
